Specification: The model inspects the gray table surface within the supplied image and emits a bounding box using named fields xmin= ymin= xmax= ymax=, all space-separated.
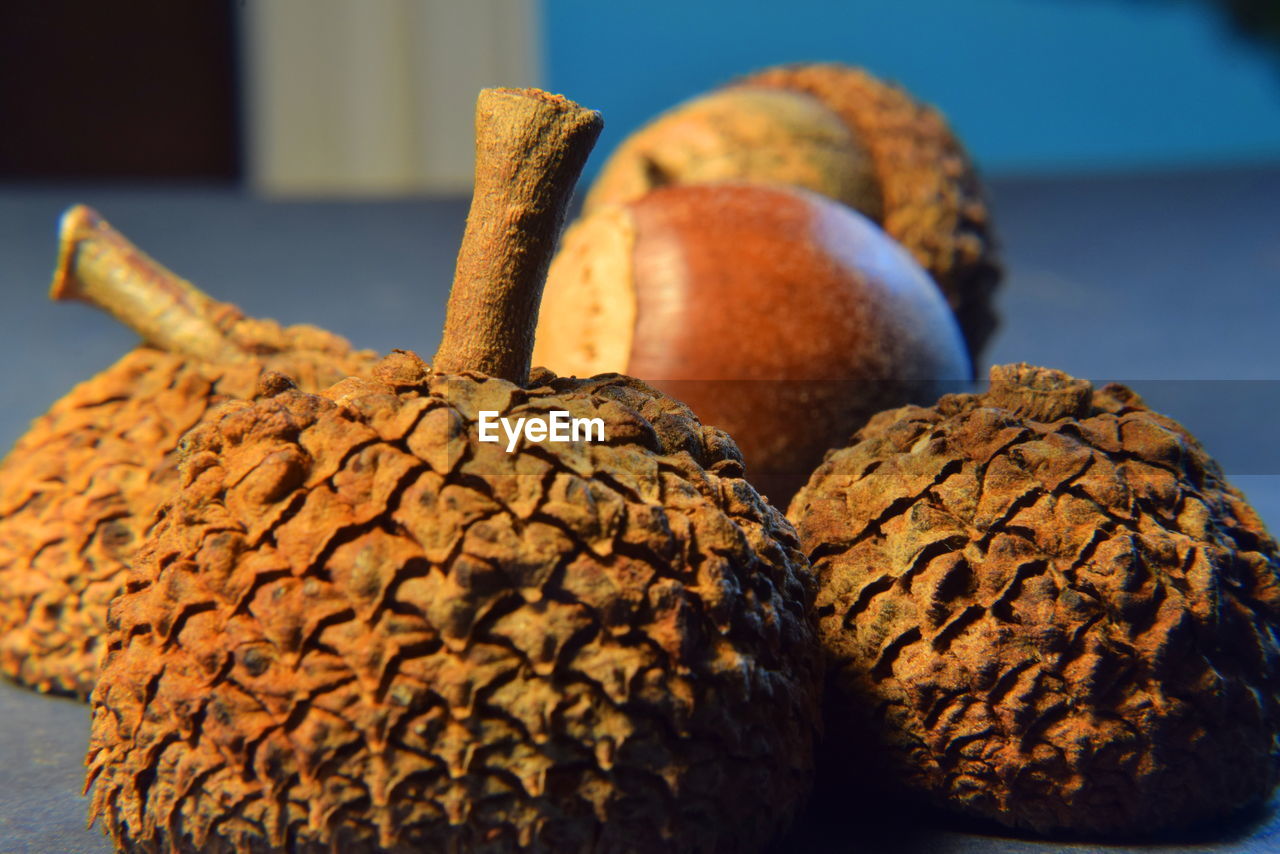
xmin=0 ymin=166 xmax=1277 ymax=852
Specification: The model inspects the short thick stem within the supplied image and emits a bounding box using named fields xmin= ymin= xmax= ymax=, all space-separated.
xmin=50 ymin=205 xmax=247 ymax=363
xmin=987 ymin=363 xmax=1092 ymax=422
xmin=432 ymin=88 xmax=603 ymax=384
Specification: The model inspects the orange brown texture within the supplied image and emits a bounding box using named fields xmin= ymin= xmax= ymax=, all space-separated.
xmin=87 ymin=350 xmax=822 ymax=853
xmin=536 ymin=182 xmax=970 ymax=508
xmin=740 ymin=65 xmax=1001 ymax=363
xmin=585 ymin=63 xmax=1001 ymax=363
xmin=789 ymin=363 xmax=1280 ymax=836
xmin=0 ymin=324 xmax=375 ymax=699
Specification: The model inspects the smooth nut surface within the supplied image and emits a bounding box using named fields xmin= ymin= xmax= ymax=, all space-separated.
xmin=536 ymin=183 xmax=971 ymax=506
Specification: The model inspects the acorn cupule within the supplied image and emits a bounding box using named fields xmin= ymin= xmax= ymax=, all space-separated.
xmin=788 ymin=363 xmax=1280 ymax=837
xmin=85 ymin=88 xmax=823 ymax=853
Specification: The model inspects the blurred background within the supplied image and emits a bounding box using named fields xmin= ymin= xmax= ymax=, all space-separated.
xmin=1 ymin=4 xmax=1279 ymax=850
xmin=4 ymin=1 xmax=1280 ymax=187
xmin=0 ymin=0 xmax=1278 ymax=488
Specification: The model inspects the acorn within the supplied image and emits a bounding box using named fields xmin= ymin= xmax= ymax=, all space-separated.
xmin=0 ymin=207 xmax=377 ymax=698
xmin=583 ymin=62 xmax=1001 ymax=362
xmin=789 ymin=363 xmax=1280 ymax=836
xmin=86 ymin=88 xmax=822 ymax=853
xmin=534 ymin=182 xmax=971 ymax=506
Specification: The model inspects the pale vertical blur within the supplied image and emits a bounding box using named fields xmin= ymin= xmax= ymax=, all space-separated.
xmin=243 ymin=0 xmax=543 ymax=196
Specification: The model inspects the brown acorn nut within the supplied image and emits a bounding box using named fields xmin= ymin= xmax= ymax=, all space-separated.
xmin=0 ymin=207 xmax=377 ymax=699
xmin=583 ymin=63 xmax=1001 ymax=362
xmin=86 ymin=89 xmax=822 ymax=853
xmin=534 ymin=182 xmax=971 ymax=507
xmin=789 ymin=363 xmax=1280 ymax=836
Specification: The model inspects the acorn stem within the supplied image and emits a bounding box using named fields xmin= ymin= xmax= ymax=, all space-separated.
xmin=432 ymin=88 xmax=603 ymax=384
xmin=50 ymin=205 xmax=248 ymax=363
xmin=987 ymin=363 xmax=1092 ymax=422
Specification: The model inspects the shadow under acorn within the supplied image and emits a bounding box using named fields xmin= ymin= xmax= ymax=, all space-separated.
xmin=769 ymin=766 xmax=1277 ymax=853
xmin=767 ymin=675 xmax=1280 ymax=854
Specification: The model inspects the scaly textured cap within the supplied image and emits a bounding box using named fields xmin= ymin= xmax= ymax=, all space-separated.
xmin=789 ymin=363 xmax=1280 ymax=836
xmin=0 ymin=322 xmax=376 ymax=698
xmin=739 ymin=64 xmax=1001 ymax=362
xmin=87 ymin=350 xmax=821 ymax=852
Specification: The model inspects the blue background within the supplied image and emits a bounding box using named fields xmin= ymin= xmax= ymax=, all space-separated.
xmin=543 ymin=0 xmax=1280 ymax=176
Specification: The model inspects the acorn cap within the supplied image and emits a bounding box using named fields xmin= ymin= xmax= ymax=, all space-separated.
xmin=0 ymin=206 xmax=377 ymax=698
xmin=86 ymin=88 xmax=822 ymax=853
xmin=789 ymin=363 xmax=1280 ymax=836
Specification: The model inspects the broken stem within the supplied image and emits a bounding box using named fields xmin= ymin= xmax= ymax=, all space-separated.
xmin=432 ymin=88 xmax=603 ymax=384
xmin=50 ymin=205 xmax=247 ymax=363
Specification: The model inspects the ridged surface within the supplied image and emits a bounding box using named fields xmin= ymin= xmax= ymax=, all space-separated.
xmin=87 ymin=351 xmax=821 ymax=853
xmin=789 ymin=364 xmax=1280 ymax=836
xmin=0 ymin=320 xmax=375 ymax=698
xmin=740 ymin=64 xmax=1002 ymax=363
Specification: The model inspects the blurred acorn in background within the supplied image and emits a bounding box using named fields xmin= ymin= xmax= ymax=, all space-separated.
xmin=583 ymin=62 xmax=1002 ymax=363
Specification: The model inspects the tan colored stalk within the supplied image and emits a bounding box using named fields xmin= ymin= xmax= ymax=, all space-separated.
xmin=432 ymin=88 xmax=603 ymax=384
xmin=50 ymin=204 xmax=246 ymax=363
